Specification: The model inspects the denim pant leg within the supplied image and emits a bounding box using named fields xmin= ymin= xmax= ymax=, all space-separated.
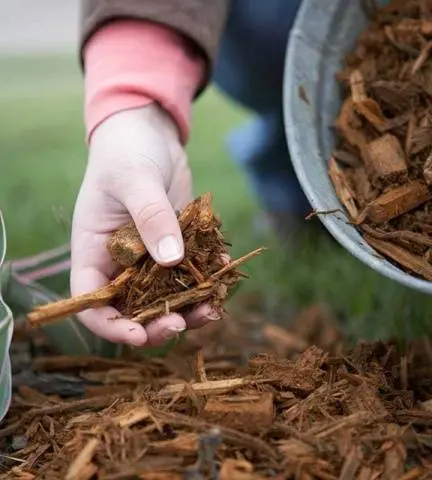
xmin=212 ymin=0 xmax=309 ymax=215
xmin=225 ymin=109 xmax=310 ymax=215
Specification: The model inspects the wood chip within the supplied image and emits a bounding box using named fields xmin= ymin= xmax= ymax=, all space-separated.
xmin=383 ymin=426 xmax=406 ymax=479
xmin=338 ymin=446 xmax=363 ymax=480
xmin=351 ymin=70 xmax=387 ymax=127
xmin=194 ymin=349 xmax=208 ymax=383
xmin=149 ymin=433 xmax=199 ymax=456
xmin=361 ymin=181 xmax=430 ymax=224
xmin=364 ymin=134 xmax=407 ymax=180
xmin=219 ymin=458 xmax=268 ymax=480
xmin=202 ymin=392 xmax=274 ymax=435
xmin=329 ymin=157 xmax=359 ymax=220
xmin=336 ymin=98 xmax=369 ymax=149
xmin=423 ymin=152 xmax=432 ymax=184
xmin=113 ymin=404 xmax=150 ymax=428
xmin=158 ymin=378 xmax=267 ymax=398
xmin=364 ymin=234 xmax=432 ymax=280
xmin=396 ymin=467 xmax=425 ymax=480
xmin=65 ymin=438 xmax=99 ymax=480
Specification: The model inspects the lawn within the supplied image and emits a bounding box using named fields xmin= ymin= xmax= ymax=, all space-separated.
xmin=1 ymin=54 xmax=432 ymax=343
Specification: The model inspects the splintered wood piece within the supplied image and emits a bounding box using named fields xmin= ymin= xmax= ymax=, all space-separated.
xmin=26 ymin=267 xmax=135 ymax=326
xmin=65 ymin=438 xmax=99 ymax=480
xmin=76 ymin=463 xmax=98 ymax=480
xmin=202 ymin=392 xmax=274 ymax=435
xmin=361 ymin=181 xmax=430 ymax=224
xmin=364 ymin=234 xmax=432 ymax=280
xmin=350 ymin=69 xmax=368 ymax=103
xmin=196 ymin=191 xmax=217 ymax=231
xmin=278 ymin=438 xmax=315 ymax=465
xmin=129 ymin=284 xmax=214 ymax=324
xmin=383 ymin=425 xmax=406 ymax=479
xmin=210 ymin=247 xmax=265 ymax=280
xmin=194 ymin=350 xmax=208 ymax=383
xmin=396 ymin=468 xmax=425 ymax=480
xmin=339 ymin=446 xmax=363 ymax=480
xmin=219 ymin=459 xmax=268 ymax=480
xmin=336 ymin=97 xmax=369 ymax=148
xmin=350 ymin=70 xmax=387 ymax=127
xmin=364 ymin=134 xmax=407 ymax=180
xmin=149 ymin=433 xmax=199 ymax=456
xmin=183 ymin=258 xmax=205 ymax=284
xmin=405 ymin=114 xmax=416 ymax=156
xmin=357 ymin=467 xmax=373 ymax=480
xmin=411 ymin=40 xmax=432 ymax=75
xmin=157 ymin=378 xmax=260 ymax=398
xmin=8 ymin=471 xmax=37 ymax=480
xmin=107 ymin=194 xmax=204 ymax=267
xmin=423 ymin=153 xmax=432 ymax=185
xmin=394 ymin=18 xmax=432 ymax=36
xmin=361 ymin=225 xmax=432 ymax=248
xmin=329 ymin=157 xmax=359 ymax=220
xmin=128 ymin=248 xmax=264 ymax=323
xmin=113 ymin=404 xmax=150 ymax=428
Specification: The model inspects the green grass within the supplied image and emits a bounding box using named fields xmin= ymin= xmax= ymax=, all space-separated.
xmin=1 ymin=54 xmax=432 ymax=344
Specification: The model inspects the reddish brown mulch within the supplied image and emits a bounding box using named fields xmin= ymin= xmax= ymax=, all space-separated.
xmin=329 ymin=0 xmax=432 ymax=281
xmin=1 ymin=304 xmax=432 ymax=479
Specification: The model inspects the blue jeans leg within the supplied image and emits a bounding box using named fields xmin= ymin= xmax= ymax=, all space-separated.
xmin=212 ymin=0 xmax=308 ymax=216
xmin=225 ymin=109 xmax=310 ymax=216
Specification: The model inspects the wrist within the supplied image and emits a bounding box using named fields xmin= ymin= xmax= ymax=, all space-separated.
xmin=84 ymin=20 xmax=205 ymax=144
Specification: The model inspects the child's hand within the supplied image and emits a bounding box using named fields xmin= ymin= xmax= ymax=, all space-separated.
xmin=70 ymin=104 xmax=218 ymax=347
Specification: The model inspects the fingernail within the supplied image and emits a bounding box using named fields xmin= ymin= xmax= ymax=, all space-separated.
xmin=162 ymin=326 xmax=186 ymax=340
xmin=157 ymin=235 xmax=182 ymax=263
xmin=205 ymin=312 xmax=221 ymax=321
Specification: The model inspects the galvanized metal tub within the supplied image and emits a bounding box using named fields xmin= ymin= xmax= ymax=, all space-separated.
xmin=284 ymin=0 xmax=432 ymax=294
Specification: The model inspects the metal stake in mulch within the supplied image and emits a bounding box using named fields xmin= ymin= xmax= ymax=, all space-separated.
xmin=0 ymin=210 xmax=13 ymax=422
xmin=184 ymin=427 xmax=222 ymax=480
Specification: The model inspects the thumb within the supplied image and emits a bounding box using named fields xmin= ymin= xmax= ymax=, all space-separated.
xmin=123 ymin=173 xmax=184 ymax=267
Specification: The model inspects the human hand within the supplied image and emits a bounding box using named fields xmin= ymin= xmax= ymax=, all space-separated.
xmin=70 ymin=104 xmax=219 ymax=347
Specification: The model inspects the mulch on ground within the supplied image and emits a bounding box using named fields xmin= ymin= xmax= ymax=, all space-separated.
xmin=1 ymin=304 xmax=432 ymax=480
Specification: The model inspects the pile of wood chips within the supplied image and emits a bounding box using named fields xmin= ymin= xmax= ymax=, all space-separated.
xmin=26 ymin=193 xmax=264 ymax=328
xmin=2 ymin=304 xmax=432 ymax=479
xmin=329 ymin=0 xmax=432 ymax=280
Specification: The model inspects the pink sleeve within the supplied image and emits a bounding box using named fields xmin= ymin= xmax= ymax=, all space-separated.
xmin=83 ymin=20 xmax=205 ymax=144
